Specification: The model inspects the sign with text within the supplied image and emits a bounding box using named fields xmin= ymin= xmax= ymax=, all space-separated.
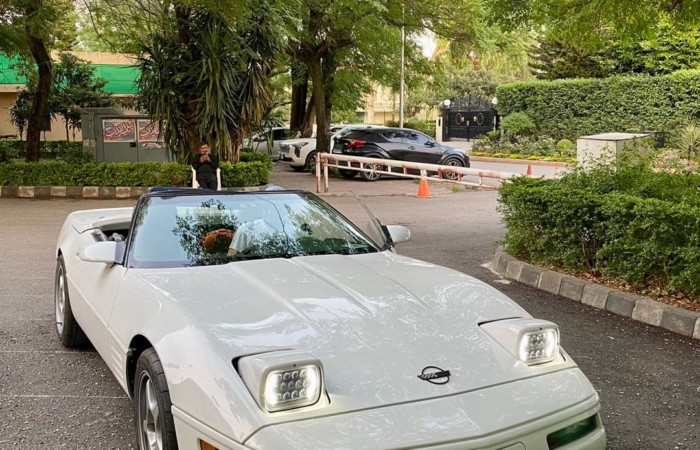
xmin=138 ymin=120 xmax=162 ymax=142
xmin=103 ymin=119 xmax=136 ymax=142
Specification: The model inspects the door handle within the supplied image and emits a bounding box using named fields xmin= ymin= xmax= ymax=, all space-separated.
xmin=408 ymin=146 xmax=415 ymax=150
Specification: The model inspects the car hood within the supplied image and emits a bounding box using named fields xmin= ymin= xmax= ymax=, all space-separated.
xmin=134 ymin=252 xmax=559 ymax=409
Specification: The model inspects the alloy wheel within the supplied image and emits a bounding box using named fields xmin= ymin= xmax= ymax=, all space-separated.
xmin=55 ymin=264 xmax=66 ymax=335
xmin=138 ymin=374 xmax=163 ymax=450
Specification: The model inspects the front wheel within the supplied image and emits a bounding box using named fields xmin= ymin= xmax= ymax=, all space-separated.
xmin=134 ymin=348 xmax=178 ymax=450
xmin=442 ymin=158 xmax=464 ymax=180
xmin=55 ymin=255 xmax=89 ymax=347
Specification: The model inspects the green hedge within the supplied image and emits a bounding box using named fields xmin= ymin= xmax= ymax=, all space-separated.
xmin=496 ymin=70 xmax=700 ymax=141
xmin=0 ymin=140 xmax=84 ymax=160
xmin=499 ymin=168 xmax=700 ymax=299
xmin=0 ymin=160 xmax=271 ymax=187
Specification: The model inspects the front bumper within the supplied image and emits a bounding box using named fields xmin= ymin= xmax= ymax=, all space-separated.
xmin=246 ymin=368 xmax=605 ymax=450
xmin=172 ymin=368 xmax=605 ymax=450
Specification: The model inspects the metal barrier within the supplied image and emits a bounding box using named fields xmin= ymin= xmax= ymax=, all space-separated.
xmin=315 ymin=153 xmax=519 ymax=193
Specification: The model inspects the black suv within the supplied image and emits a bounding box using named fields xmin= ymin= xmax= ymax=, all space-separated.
xmin=332 ymin=127 xmax=470 ymax=181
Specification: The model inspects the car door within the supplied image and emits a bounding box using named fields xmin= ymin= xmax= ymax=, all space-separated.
xmin=403 ymin=131 xmax=443 ymax=164
xmin=380 ymin=130 xmax=411 ymax=160
xmin=66 ymin=238 xmax=128 ymax=357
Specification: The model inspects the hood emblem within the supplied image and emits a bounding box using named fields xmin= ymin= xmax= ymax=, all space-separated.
xmin=418 ymin=366 xmax=451 ymax=385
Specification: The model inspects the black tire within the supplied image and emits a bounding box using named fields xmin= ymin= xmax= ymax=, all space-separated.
xmin=134 ymin=348 xmax=178 ymax=450
xmin=305 ymin=151 xmax=318 ymax=172
xmin=338 ymin=169 xmax=358 ymax=179
xmin=54 ymin=255 xmax=89 ymax=347
xmin=442 ymin=157 xmax=464 ymax=180
xmin=359 ymin=159 xmax=385 ymax=182
xmin=291 ymin=165 xmax=305 ymax=172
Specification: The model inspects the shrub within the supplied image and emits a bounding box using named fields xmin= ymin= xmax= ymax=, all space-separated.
xmin=556 ymin=139 xmax=575 ymax=157
xmin=499 ymin=166 xmax=700 ymax=299
xmin=0 ymin=160 xmax=271 ymax=188
xmin=239 ymin=151 xmax=274 ymax=170
xmin=496 ymin=70 xmax=700 ymax=141
xmin=0 ymin=140 xmax=85 ymax=160
xmin=500 ymin=113 xmax=536 ymax=139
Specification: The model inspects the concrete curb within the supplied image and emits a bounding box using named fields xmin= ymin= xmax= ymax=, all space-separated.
xmin=0 ymin=185 xmax=272 ymax=199
xmin=491 ymin=251 xmax=700 ymax=340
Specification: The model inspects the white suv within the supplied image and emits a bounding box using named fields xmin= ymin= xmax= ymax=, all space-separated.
xmin=281 ymin=124 xmax=384 ymax=172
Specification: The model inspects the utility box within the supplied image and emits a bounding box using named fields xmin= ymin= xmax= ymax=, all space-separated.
xmin=577 ymin=132 xmax=652 ymax=170
xmin=81 ymin=108 xmax=174 ymax=163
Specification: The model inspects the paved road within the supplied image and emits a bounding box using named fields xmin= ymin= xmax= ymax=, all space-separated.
xmin=0 ymin=191 xmax=698 ymax=449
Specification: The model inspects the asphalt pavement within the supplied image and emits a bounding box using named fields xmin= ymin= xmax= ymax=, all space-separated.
xmin=0 ymin=176 xmax=698 ymax=449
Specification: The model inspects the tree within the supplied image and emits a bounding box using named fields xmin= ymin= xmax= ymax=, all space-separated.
xmin=137 ymin=5 xmax=282 ymax=162
xmin=527 ymin=25 xmax=700 ymax=80
xmin=9 ymin=90 xmax=32 ymax=140
xmin=489 ymin=0 xmax=700 ymax=51
xmin=283 ymin=0 xmax=487 ymax=154
xmin=52 ymin=52 xmax=115 ymax=140
xmin=0 ymin=0 xmax=76 ymax=161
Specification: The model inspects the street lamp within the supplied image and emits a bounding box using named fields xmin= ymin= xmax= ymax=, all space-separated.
xmin=491 ymin=97 xmax=498 ymax=107
xmin=442 ymin=99 xmax=451 ymax=108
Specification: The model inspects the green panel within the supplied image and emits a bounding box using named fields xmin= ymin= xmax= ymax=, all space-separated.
xmin=93 ymin=64 xmax=140 ymax=95
xmin=0 ymin=55 xmax=139 ymax=94
xmin=0 ymin=56 xmax=27 ymax=85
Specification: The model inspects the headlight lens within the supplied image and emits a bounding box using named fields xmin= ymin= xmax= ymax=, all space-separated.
xmin=519 ymin=328 xmax=559 ymax=364
xmin=237 ymin=351 xmax=326 ymax=413
xmin=481 ymin=318 xmax=560 ymax=366
xmin=264 ymin=365 xmax=321 ymax=412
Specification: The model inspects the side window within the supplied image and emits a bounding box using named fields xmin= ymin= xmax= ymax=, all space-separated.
xmin=406 ymin=131 xmax=429 ymax=145
xmin=381 ymin=130 xmax=406 ymax=143
xmin=273 ymin=129 xmax=284 ymax=140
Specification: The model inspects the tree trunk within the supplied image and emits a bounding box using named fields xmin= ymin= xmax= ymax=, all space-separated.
xmin=65 ymin=119 xmax=69 ymax=141
xmin=290 ymin=65 xmax=308 ymax=132
xmin=308 ymin=57 xmax=336 ymax=154
xmin=299 ymin=92 xmax=315 ymax=138
xmin=308 ymin=60 xmax=327 ymax=152
xmin=25 ymin=26 xmax=52 ymax=162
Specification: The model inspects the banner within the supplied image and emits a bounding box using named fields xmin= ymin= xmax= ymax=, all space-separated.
xmin=103 ymin=119 xmax=136 ymax=142
xmin=138 ymin=120 xmax=162 ymax=142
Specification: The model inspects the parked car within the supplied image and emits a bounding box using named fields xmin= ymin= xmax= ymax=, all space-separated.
xmin=280 ymin=124 xmax=381 ymax=172
xmin=249 ymin=127 xmax=294 ymax=160
xmin=333 ymin=127 xmax=470 ymax=181
xmin=54 ymin=189 xmax=605 ymax=450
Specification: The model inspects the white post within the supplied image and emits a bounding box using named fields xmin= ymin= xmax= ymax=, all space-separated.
xmin=315 ymin=152 xmax=321 ymax=193
xmin=323 ymin=159 xmax=329 ymax=193
xmin=399 ymin=3 xmax=405 ymax=128
xmin=436 ymin=117 xmax=443 ymax=143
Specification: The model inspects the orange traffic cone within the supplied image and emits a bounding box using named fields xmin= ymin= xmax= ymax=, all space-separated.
xmin=417 ymin=178 xmax=431 ymax=199
xmin=526 ymin=164 xmax=533 ymax=176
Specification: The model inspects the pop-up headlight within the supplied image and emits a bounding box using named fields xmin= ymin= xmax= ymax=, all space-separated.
xmin=481 ymin=318 xmax=560 ymax=365
xmin=237 ymin=351 xmax=325 ymax=413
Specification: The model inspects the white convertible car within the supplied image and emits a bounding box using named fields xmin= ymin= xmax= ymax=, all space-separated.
xmin=54 ymin=189 xmax=606 ymax=450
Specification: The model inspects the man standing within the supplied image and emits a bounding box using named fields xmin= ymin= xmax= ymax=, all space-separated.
xmin=192 ymin=143 xmax=219 ymax=190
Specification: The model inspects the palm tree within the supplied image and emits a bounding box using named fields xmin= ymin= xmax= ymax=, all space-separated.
xmin=137 ymin=6 xmax=281 ymax=163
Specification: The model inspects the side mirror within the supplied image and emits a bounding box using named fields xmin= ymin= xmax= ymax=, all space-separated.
xmin=78 ymin=242 xmax=120 ymax=264
xmin=385 ymin=225 xmax=411 ymax=244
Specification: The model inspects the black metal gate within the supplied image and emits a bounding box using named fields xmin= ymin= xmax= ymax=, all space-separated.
xmin=441 ymin=95 xmax=498 ymax=141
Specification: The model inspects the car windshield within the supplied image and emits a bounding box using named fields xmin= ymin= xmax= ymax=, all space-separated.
xmin=127 ymin=192 xmax=381 ymax=268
